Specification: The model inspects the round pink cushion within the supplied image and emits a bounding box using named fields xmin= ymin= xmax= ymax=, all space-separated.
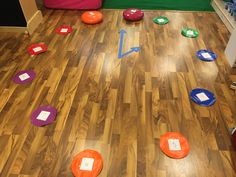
xmin=123 ymin=8 xmax=144 ymax=21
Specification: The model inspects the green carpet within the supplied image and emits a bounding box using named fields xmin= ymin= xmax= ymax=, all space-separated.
xmin=103 ymin=0 xmax=214 ymax=11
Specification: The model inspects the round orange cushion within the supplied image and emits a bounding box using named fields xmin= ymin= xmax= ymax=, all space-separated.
xmin=160 ymin=132 xmax=190 ymax=159
xmin=71 ymin=149 xmax=103 ymax=177
xmin=81 ymin=11 xmax=103 ymax=24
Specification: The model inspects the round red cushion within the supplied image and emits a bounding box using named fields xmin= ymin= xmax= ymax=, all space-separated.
xmin=81 ymin=11 xmax=103 ymax=24
xmin=123 ymin=8 xmax=144 ymax=21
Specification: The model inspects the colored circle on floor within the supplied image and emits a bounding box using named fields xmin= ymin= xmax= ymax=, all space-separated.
xmin=56 ymin=25 xmax=73 ymax=35
xmin=71 ymin=149 xmax=103 ymax=177
xmin=181 ymin=28 xmax=199 ymax=38
xmin=123 ymin=8 xmax=144 ymax=21
xmin=28 ymin=43 xmax=48 ymax=56
xmin=160 ymin=132 xmax=190 ymax=159
xmin=31 ymin=105 xmax=57 ymax=127
xmin=196 ymin=49 xmax=217 ymax=62
xmin=81 ymin=11 xmax=103 ymax=25
xmin=153 ymin=16 xmax=169 ymax=25
xmin=190 ymin=88 xmax=216 ymax=106
xmin=13 ymin=70 xmax=36 ymax=84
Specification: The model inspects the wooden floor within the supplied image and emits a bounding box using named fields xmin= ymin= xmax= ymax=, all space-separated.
xmin=0 ymin=9 xmax=236 ymax=177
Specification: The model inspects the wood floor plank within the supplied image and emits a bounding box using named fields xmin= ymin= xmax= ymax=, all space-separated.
xmin=0 ymin=9 xmax=236 ymax=177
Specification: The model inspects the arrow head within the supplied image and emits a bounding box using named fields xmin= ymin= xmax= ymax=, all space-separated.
xmin=119 ymin=29 xmax=127 ymax=34
xmin=131 ymin=47 xmax=141 ymax=52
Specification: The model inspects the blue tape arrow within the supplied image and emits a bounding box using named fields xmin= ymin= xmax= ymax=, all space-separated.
xmin=121 ymin=47 xmax=141 ymax=58
xmin=118 ymin=29 xmax=126 ymax=59
xmin=118 ymin=29 xmax=140 ymax=59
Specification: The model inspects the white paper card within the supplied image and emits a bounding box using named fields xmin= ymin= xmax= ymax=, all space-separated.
xmin=60 ymin=28 xmax=68 ymax=33
xmin=196 ymin=92 xmax=209 ymax=102
xmin=36 ymin=111 xmax=51 ymax=121
xmin=187 ymin=30 xmax=194 ymax=36
xmin=80 ymin=158 xmax=94 ymax=171
xmin=158 ymin=19 xmax=165 ymax=23
xmin=19 ymin=73 xmax=30 ymax=81
xmin=168 ymin=139 xmax=181 ymax=151
xmin=33 ymin=47 xmax=42 ymax=53
xmin=201 ymin=52 xmax=212 ymax=59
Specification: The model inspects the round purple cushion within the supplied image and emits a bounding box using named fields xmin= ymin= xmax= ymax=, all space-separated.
xmin=31 ymin=106 xmax=57 ymax=127
xmin=123 ymin=8 xmax=144 ymax=21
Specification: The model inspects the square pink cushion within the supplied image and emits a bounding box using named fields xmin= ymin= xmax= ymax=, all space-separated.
xmin=44 ymin=0 xmax=102 ymax=9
